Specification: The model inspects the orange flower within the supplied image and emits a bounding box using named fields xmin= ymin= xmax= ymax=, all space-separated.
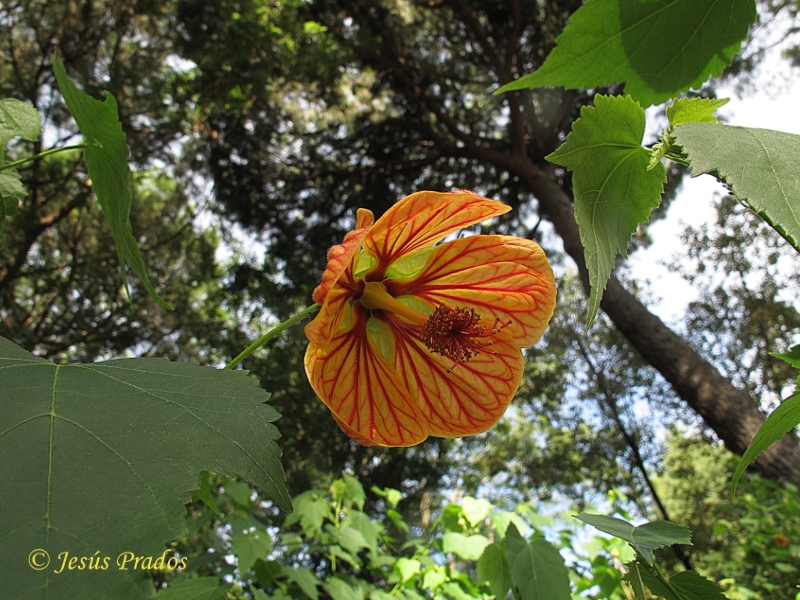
xmin=304 ymin=190 xmax=556 ymax=447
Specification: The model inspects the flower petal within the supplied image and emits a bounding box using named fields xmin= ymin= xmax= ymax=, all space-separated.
xmin=312 ymin=208 xmax=374 ymax=305
xmin=305 ymin=208 xmax=374 ymax=348
xmin=388 ymin=235 xmax=556 ymax=346
xmin=389 ymin=316 xmax=524 ymax=437
xmin=364 ymin=191 xmax=511 ymax=273
xmin=304 ymin=312 xmax=429 ymax=447
xmin=304 ymin=284 xmax=354 ymax=348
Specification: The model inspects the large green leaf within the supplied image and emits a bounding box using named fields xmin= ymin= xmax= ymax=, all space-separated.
xmin=674 ymin=122 xmax=800 ymax=254
xmin=52 ymin=59 xmax=172 ymax=309
xmin=477 ymin=543 xmax=513 ymax=600
xmin=497 ymin=0 xmax=756 ymax=107
xmin=546 ymin=95 xmax=666 ymax=327
xmin=0 ymin=336 xmax=289 ymax=599
xmin=508 ymin=537 xmax=571 ymax=600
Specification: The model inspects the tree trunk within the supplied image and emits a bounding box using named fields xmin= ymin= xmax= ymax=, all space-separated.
xmin=523 ymin=163 xmax=800 ymax=483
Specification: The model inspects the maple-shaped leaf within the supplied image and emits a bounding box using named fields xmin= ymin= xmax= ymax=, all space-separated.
xmin=0 ymin=336 xmax=289 ymax=599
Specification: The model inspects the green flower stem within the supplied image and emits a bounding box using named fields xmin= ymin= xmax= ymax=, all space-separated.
xmin=0 ymin=144 xmax=87 ymax=172
xmin=224 ymin=303 xmax=319 ymax=370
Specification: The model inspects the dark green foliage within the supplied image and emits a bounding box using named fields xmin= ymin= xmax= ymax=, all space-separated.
xmin=657 ymin=433 xmax=800 ymax=599
xmin=168 ymin=474 xmax=634 ymax=599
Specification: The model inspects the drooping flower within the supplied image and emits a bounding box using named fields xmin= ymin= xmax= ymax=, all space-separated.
xmin=304 ymin=190 xmax=556 ymax=447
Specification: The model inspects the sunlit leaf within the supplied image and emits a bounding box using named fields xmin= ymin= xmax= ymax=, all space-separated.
xmin=674 ymin=123 xmax=800 ymax=254
xmin=771 ymin=345 xmax=800 ymax=370
xmin=422 ymin=566 xmax=447 ymax=591
xmin=342 ymin=472 xmax=366 ymax=510
xmin=547 ymin=95 xmax=666 ymax=326
xmin=0 ymin=336 xmax=289 ymax=599
xmin=492 ymin=511 xmax=533 ymax=539
xmin=442 ymin=531 xmax=490 ymax=561
xmin=343 ymin=510 xmax=381 ymax=552
xmin=496 ymin=0 xmax=756 ymax=107
xmin=325 ymin=524 xmax=369 ymax=556
xmin=1 ymin=169 xmax=25 ymax=213
xmin=440 ymin=581 xmax=476 ymax=600
xmin=370 ymin=485 xmax=402 ymax=508
xmin=0 ymin=98 xmax=41 ymax=143
xmin=52 ymin=59 xmax=172 ymax=309
xmin=283 ymin=491 xmax=331 ymax=533
xmin=460 ymin=496 xmax=492 ymax=528
xmin=667 ymin=98 xmax=729 ymax=127
xmin=394 ymin=557 xmax=422 ymax=583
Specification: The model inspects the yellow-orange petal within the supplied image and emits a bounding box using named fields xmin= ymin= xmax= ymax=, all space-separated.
xmin=389 ymin=314 xmax=524 ymax=436
xmin=304 ymin=313 xmax=429 ymax=447
xmin=306 ymin=208 xmax=374 ymax=348
xmin=311 ymin=208 xmax=374 ymax=305
xmin=304 ymin=284 xmax=354 ymax=349
xmin=363 ymin=191 xmax=511 ymax=274
xmin=389 ymin=235 xmax=556 ymax=347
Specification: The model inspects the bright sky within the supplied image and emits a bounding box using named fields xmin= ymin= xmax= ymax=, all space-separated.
xmin=627 ymin=35 xmax=800 ymax=326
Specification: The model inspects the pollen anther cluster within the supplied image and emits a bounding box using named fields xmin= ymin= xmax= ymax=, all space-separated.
xmin=420 ymin=305 xmax=509 ymax=371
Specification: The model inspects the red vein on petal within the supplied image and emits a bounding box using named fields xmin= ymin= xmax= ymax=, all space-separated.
xmin=305 ymin=314 xmax=428 ymax=446
xmin=390 ymin=235 xmax=556 ymax=345
xmin=388 ymin=318 xmax=522 ymax=437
